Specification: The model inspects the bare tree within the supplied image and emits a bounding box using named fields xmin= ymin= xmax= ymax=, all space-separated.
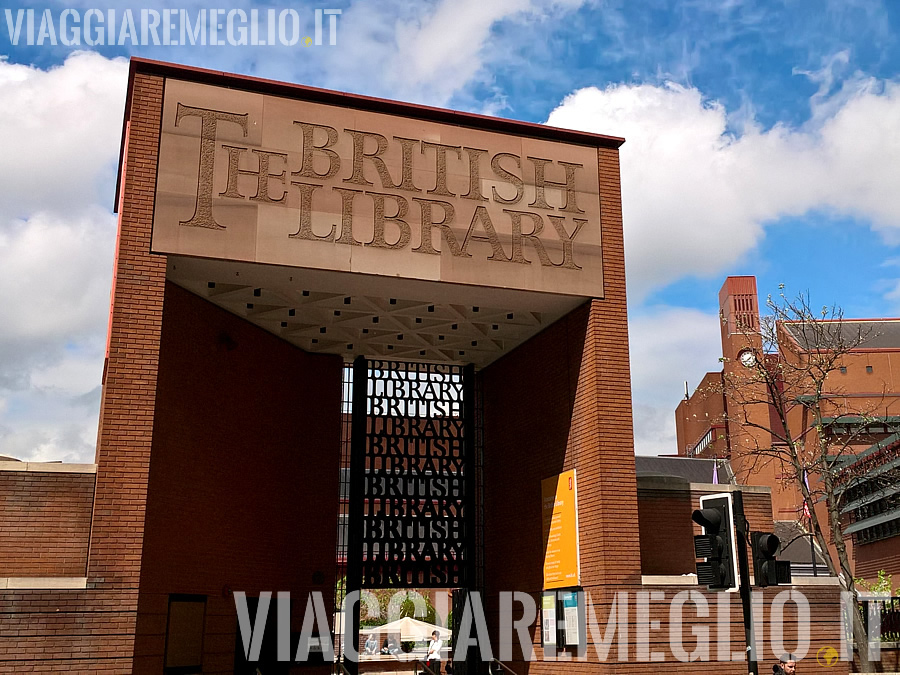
xmin=705 ymin=287 xmax=900 ymax=672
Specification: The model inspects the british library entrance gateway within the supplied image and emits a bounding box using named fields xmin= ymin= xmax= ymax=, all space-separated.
xmin=0 ymin=59 xmax=847 ymax=675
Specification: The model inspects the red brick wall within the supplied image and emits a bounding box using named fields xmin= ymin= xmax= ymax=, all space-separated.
xmin=605 ymin=583 xmax=849 ymax=675
xmin=637 ymin=483 xmax=696 ymax=576
xmin=854 ymin=536 xmax=900 ymax=581
xmin=675 ymin=371 xmax=727 ymax=457
xmin=856 ymin=645 xmax=900 ymax=672
xmin=132 ymin=282 xmax=343 ymax=675
xmin=0 ymin=69 xmax=166 ymax=674
xmin=740 ymin=490 xmax=775 ymax=532
xmin=480 ymin=303 xmax=594 ymax=591
xmin=637 ymin=481 xmax=774 ymax=576
xmin=0 ymin=469 xmax=94 ymax=577
xmin=0 ymin=588 xmax=138 ymax=671
xmin=90 ymin=70 xmax=167 ymax=592
xmin=631 ymin=482 xmax=845 ymax=675
xmin=478 ymin=145 xmax=641 ymax=674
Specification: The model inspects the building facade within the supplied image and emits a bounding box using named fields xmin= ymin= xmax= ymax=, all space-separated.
xmin=676 ymin=276 xmax=900 ymax=582
xmin=0 ymin=61 xmax=848 ymax=674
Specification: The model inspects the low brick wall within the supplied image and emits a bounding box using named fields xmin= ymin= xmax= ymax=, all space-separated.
xmin=0 ymin=462 xmax=95 ymax=577
xmin=853 ymin=643 xmax=900 ymax=672
xmin=637 ymin=477 xmax=773 ymax=576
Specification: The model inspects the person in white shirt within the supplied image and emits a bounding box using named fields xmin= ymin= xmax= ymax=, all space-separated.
xmin=426 ymin=630 xmax=443 ymax=674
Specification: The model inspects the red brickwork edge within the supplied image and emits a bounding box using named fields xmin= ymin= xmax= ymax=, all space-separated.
xmin=479 ymin=146 xmax=641 ymax=675
xmin=0 ymin=71 xmax=166 ymax=673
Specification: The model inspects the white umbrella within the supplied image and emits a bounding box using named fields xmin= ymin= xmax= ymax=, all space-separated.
xmin=360 ymin=616 xmax=450 ymax=641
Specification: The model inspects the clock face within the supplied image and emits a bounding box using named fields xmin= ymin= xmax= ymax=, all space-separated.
xmin=739 ymin=350 xmax=757 ymax=368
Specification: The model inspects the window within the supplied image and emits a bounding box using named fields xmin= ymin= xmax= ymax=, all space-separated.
xmin=866 ymin=365 xmax=874 ymax=373
xmin=165 ymin=594 xmax=206 ymax=674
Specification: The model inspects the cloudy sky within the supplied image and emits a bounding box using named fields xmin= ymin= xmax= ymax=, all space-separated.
xmin=1 ymin=0 xmax=899 ymax=461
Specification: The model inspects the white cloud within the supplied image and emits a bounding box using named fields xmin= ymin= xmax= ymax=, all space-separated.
xmin=0 ymin=52 xmax=124 ymax=462
xmin=545 ymin=76 xmax=900 ymax=299
xmin=0 ymin=208 xmax=115 ymax=345
xmin=0 ymin=410 xmax=100 ymax=464
xmin=0 ymin=2 xmax=602 ymax=462
xmin=0 ymin=210 xmax=112 ymax=463
xmin=324 ymin=0 xmax=587 ymax=106
xmin=547 ymin=72 xmax=900 ymax=453
xmin=0 ymin=51 xmax=128 ymax=220
xmin=387 ymin=0 xmax=532 ymax=103
xmin=30 ymin=353 xmax=104 ymax=395
xmin=628 ymin=306 xmax=723 ymax=455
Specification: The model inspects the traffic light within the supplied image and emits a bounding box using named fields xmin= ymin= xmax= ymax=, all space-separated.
xmin=692 ymin=494 xmax=737 ymax=591
xmin=750 ymin=531 xmax=792 ymax=587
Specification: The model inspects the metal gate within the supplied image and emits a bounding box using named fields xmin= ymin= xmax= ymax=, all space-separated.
xmin=342 ymin=357 xmax=477 ymax=673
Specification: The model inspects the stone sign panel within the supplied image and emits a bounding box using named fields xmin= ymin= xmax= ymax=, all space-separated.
xmin=152 ymin=79 xmax=604 ymax=297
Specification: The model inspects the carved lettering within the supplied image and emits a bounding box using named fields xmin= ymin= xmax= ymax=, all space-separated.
xmin=394 ymin=136 xmax=422 ymax=193
xmin=505 ymin=209 xmax=553 ymax=266
xmin=344 ymin=129 xmax=395 ymax=188
xmin=220 ymin=146 xmax=287 ymax=203
xmin=219 ymin=145 xmax=246 ymax=199
xmin=461 ymin=206 xmax=509 ymax=261
xmin=411 ymin=198 xmax=466 ymax=257
xmin=490 ymin=152 xmax=524 ymax=205
xmin=528 ymin=156 xmax=585 ymax=214
xmin=368 ymin=191 xmax=411 ymax=250
xmin=461 ymin=147 xmax=488 ymax=201
xmin=288 ymin=181 xmax=334 ymax=241
xmin=293 ymin=121 xmax=341 ymax=179
xmin=165 ymin=101 xmax=598 ymax=282
xmin=421 ymin=141 xmax=461 ymax=198
xmin=333 ymin=187 xmax=364 ymax=246
xmin=175 ymin=102 xmax=249 ymax=229
xmin=548 ymin=215 xmax=588 ymax=269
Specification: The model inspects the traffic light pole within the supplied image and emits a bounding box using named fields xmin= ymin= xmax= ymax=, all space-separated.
xmin=732 ymin=491 xmax=758 ymax=675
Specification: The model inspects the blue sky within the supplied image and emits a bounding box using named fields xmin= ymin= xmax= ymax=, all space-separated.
xmin=1 ymin=0 xmax=900 ymax=459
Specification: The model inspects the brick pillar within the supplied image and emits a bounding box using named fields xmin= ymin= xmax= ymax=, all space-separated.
xmin=479 ymin=147 xmax=640 ymax=672
xmin=87 ymin=71 xmax=167 ymax=665
xmin=580 ymin=146 xmax=640 ymax=587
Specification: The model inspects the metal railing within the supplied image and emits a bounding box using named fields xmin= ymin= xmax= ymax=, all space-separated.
xmin=491 ymin=659 xmax=519 ymax=675
xmin=863 ymin=595 xmax=900 ymax=641
xmin=414 ymin=659 xmax=440 ymax=675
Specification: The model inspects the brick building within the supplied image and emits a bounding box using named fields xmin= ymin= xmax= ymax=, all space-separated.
xmin=676 ymin=276 xmax=900 ymax=582
xmin=1 ymin=60 xmax=849 ymax=674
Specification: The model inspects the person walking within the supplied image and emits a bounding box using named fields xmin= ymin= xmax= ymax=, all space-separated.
xmin=775 ymin=654 xmax=796 ymax=675
xmin=426 ymin=630 xmax=443 ymax=674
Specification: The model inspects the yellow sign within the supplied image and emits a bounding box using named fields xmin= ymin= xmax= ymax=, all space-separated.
xmin=541 ymin=469 xmax=580 ymax=589
xmin=817 ymin=646 xmax=839 ymax=667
